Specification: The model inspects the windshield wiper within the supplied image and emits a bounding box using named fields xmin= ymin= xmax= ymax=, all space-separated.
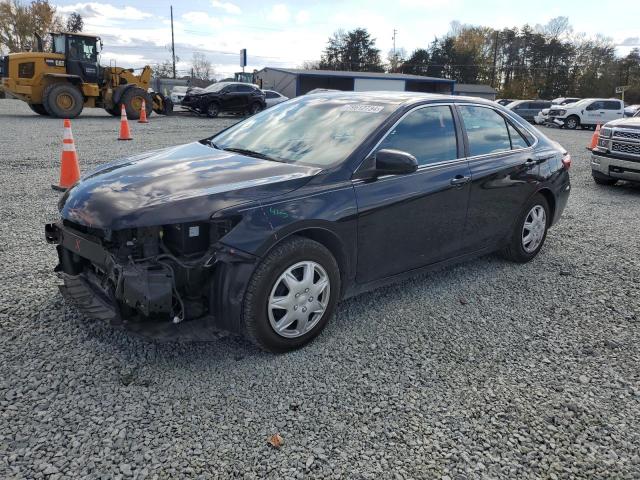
xmin=222 ymin=147 xmax=287 ymax=163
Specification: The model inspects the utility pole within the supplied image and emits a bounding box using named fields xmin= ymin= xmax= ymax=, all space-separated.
xmin=170 ymin=5 xmax=176 ymax=79
xmin=392 ymin=29 xmax=398 ymax=72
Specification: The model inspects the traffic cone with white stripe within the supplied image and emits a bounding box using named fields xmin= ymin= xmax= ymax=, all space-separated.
xmin=52 ymin=119 xmax=81 ymax=191
xmin=587 ymin=123 xmax=601 ymax=150
xmin=138 ymin=99 xmax=149 ymax=124
xmin=118 ymin=104 xmax=133 ymax=140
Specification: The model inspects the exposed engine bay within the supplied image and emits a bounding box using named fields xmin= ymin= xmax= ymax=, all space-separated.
xmin=45 ymin=218 xmax=255 ymax=340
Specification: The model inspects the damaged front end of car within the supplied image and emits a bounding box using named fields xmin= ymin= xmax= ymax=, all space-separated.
xmin=45 ymin=217 xmax=257 ymax=341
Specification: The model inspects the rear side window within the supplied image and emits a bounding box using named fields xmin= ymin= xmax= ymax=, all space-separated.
xmin=514 ymin=102 xmax=529 ymax=110
xmin=507 ymin=123 xmax=529 ymax=149
xmin=459 ymin=105 xmax=511 ymax=156
xmin=377 ymin=105 xmax=458 ymax=166
xmin=603 ymin=101 xmax=621 ymax=110
xmin=237 ymin=84 xmax=253 ymax=92
xmin=265 ymin=91 xmax=278 ymax=99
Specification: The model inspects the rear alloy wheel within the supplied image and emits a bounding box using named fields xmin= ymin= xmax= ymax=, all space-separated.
xmin=564 ymin=116 xmax=579 ymax=130
xmin=206 ymin=102 xmax=220 ymax=118
xmin=501 ymin=194 xmax=550 ymax=263
xmin=43 ymin=83 xmax=84 ymax=118
xmin=243 ymin=237 xmax=340 ymax=353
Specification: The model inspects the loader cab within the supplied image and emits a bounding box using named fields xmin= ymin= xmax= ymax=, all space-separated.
xmin=50 ymin=33 xmax=101 ymax=84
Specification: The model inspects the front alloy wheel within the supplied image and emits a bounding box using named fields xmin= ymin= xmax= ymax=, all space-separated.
xmin=268 ymin=261 xmax=330 ymax=338
xmin=243 ymin=237 xmax=340 ymax=353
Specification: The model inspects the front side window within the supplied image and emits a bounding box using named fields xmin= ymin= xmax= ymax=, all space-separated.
xmin=67 ymin=37 xmax=97 ymax=62
xmin=237 ymin=84 xmax=253 ymax=92
xmin=376 ymin=105 xmax=458 ymax=166
xmin=52 ymin=35 xmax=66 ymax=54
xmin=212 ymin=95 xmax=398 ymax=167
xmin=459 ymin=105 xmax=511 ymax=156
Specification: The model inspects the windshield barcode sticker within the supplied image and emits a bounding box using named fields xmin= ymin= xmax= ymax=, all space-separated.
xmin=340 ymin=104 xmax=384 ymax=113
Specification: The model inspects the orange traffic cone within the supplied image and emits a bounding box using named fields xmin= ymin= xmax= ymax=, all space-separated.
xmin=138 ymin=99 xmax=149 ymax=124
xmin=587 ymin=123 xmax=601 ymax=150
xmin=118 ymin=104 xmax=132 ymax=141
xmin=52 ymin=119 xmax=81 ymax=191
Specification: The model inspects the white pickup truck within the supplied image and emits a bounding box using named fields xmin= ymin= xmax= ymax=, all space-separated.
xmin=548 ymin=98 xmax=625 ymax=129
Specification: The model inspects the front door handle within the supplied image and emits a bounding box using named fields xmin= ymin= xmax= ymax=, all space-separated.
xmin=450 ymin=175 xmax=470 ymax=186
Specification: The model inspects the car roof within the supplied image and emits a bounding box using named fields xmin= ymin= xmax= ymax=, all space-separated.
xmin=304 ymin=90 xmax=498 ymax=108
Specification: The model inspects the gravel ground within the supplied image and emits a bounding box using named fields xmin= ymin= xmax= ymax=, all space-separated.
xmin=0 ymin=99 xmax=638 ymax=479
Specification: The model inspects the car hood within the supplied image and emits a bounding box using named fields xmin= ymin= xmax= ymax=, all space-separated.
xmin=604 ymin=117 xmax=640 ymax=128
xmin=60 ymin=142 xmax=321 ymax=231
xmin=185 ymin=87 xmax=211 ymax=96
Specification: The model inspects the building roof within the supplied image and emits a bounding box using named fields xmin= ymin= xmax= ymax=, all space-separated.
xmin=260 ymin=67 xmax=455 ymax=84
xmin=453 ymin=83 xmax=497 ymax=94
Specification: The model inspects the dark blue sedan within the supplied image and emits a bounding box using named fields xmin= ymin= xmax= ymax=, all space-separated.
xmin=46 ymin=92 xmax=571 ymax=352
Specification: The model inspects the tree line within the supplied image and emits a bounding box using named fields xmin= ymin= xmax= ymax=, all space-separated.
xmin=313 ymin=18 xmax=640 ymax=103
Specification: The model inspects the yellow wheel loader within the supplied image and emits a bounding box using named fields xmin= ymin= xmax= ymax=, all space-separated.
xmin=0 ymin=32 xmax=173 ymax=119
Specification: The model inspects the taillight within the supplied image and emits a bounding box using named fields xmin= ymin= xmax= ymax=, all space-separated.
xmin=561 ymin=152 xmax=571 ymax=170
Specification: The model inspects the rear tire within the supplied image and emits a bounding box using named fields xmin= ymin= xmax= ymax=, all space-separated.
xmin=243 ymin=237 xmax=340 ymax=353
xmin=43 ymin=83 xmax=84 ymax=118
xmin=592 ymin=172 xmax=617 ymax=186
xmin=28 ymin=104 xmax=49 ymax=116
xmin=120 ymin=88 xmax=152 ymax=120
xmin=501 ymin=194 xmax=550 ymax=263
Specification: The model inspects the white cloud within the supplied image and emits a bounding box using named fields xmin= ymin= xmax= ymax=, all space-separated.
xmin=267 ymin=4 xmax=291 ymax=23
xmin=211 ymin=1 xmax=241 ymax=15
xmin=296 ymin=10 xmax=310 ymax=24
xmin=57 ymin=2 xmax=153 ymax=23
xmin=181 ymin=11 xmax=223 ymax=29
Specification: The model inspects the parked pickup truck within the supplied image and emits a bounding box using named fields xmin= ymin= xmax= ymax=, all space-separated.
xmin=548 ymin=98 xmax=624 ymax=130
xmin=591 ymin=109 xmax=640 ymax=185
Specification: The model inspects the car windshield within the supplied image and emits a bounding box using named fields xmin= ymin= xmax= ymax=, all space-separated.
xmin=204 ymin=83 xmax=227 ymax=92
xmin=211 ymin=95 xmax=397 ymax=167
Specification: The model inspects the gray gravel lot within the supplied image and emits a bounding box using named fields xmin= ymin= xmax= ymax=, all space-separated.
xmin=0 ymin=99 xmax=639 ymax=479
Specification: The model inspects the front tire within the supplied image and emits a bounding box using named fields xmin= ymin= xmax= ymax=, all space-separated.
xmin=501 ymin=194 xmax=550 ymax=263
xmin=206 ymin=102 xmax=220 ymax=118
xmin=564 ymin=115 xmax=579 ymax=130
xmin=43 ymin=83 xmax=84 ymax=118
xmin=592 ymin=172 xmax=617 ymax=186
xmin=243 ymin=237 xmax=340 ymax=353
xmin=120 ymin=88 xmax=152 ymax=120
xmin=248 ymin=102 xmax=263 ymax=115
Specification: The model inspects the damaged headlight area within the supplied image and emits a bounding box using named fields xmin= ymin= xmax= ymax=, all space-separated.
xmin=45 ymin=216 xmax=247 ymax=332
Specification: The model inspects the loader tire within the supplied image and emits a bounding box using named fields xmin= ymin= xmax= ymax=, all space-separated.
xmin=43 ymin=83 xmax=84 ymax=119
xmin=104 ymin=106 xmax=120 ymax=117
xmin=120 ymin=88 xmax=152 ymax=120
xmin=28 ymin=104 xmax=49 ymax=116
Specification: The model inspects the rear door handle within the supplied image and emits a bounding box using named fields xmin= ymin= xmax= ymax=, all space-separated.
xmin=450 ymin=175 xmax=470 ymax=186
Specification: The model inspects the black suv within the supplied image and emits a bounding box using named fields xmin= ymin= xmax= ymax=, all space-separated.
xmin=182 ymin=82 xmax=266 ymax=118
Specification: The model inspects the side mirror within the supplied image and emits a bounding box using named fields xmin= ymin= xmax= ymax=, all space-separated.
xmin=375 ymin=149 xmax=418 ymax=176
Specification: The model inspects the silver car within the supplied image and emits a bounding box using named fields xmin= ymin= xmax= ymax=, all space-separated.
xmin=591 ymin=109 xmax=640 ymax=185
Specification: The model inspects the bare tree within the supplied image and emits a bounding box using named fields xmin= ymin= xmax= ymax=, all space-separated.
xmin=191 ymin=52 xmax=213 ymax=81
xmin=299 ymin=60 xmax=320 ymax=70
xmin=152 ymin=59 xmax=177 ymax=79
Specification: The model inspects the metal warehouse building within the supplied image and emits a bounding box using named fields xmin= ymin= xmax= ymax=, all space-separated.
xmin=454 ymin=83 xmax=498 ymax=100
xmin=255 ymin=68 xmax=455 ymax=98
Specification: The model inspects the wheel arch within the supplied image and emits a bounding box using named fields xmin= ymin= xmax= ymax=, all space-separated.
xmin=536 ymin=187 xmax=556 ymax=225
xmin=256 ymin=223 xmax=352 ymax=297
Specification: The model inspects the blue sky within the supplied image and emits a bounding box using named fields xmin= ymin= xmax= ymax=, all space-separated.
xmin=53 ymin=0 xmax=640 ymax=78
